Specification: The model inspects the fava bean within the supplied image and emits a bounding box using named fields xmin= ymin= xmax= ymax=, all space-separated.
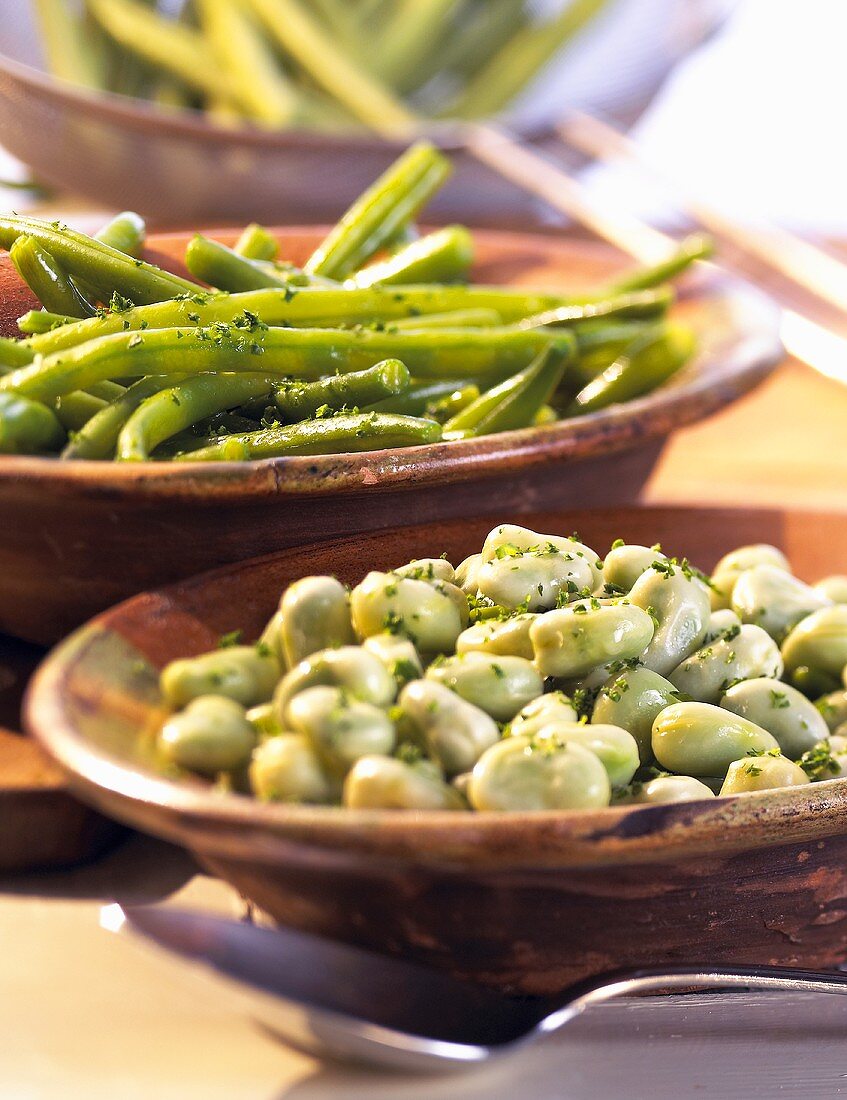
xmin=601 ymin=543 xmax=666 ymax=593
xmin=720 ymin=677 xmax=828 ymax=758
xmin=720 ymin=754 xmax=809 ymax=796
xmin=350 ymin=570 xmax=464 ymax=654
xmin=669 ymin=624 xmax=783 ymax=704
xmin=628 ymin=565 xmax=710 ymax=676
xmin=623 ymin=774 xmax=715 ymax=804
xmin=468 ymin=735 xmax=611 ymax=812
xmin=652 ymin=701 xmax=779 ymax=777
xmin=535 ymin=720 xmax=640 ymax=787
xmin=710 ymin=544 xmax=790 ymax=610
xmin=815 ymin=576 xmax=847 ymax=605
xmin=362 ymin=633 xmax=423 ymax=687
xmin=276 ymin=576 xmax=355 ymax=668
xmin=273 ymin=645 xmax=395 ymax=725
xmin=399 ymin=679 xmax=499 ymax=775
xmin=160 ymin=645 xmax=280 ymax=709
xmin=509 ymin=691 xmax=579 ymax=736
xmin=731 ymin=564 xmax=831 ymax=641
xmin=343 ymin=755 xmax=465 ymax=810
xmin=426 ymin=651 xmax=543 ymax=722
xmin=530 ymin=603 xmax=655 ymax=680
xmin=288 ymin=685 xmax=395 ymax=774
xmin=249 ymin=733 xmax=334 ymax=803
xmin=456 ymin=614 xmax=537 ymax=660
xmin=592 ymin=666 xmax=680 ymax=764
xmin=158 ymin=695 xmax=256 ymax=773
xmin=781 ymin=606 xmax=847 ymax=680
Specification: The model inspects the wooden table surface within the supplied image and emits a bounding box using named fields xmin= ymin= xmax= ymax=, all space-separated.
xmin=2 ymin=259 xmax=847 ymax=1097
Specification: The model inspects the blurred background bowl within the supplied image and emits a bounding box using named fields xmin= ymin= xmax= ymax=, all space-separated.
xmin=0 ymin=0 xmax=733 ymax=225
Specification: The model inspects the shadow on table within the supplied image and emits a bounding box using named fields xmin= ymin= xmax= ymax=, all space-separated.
xmin=0 ymin=832 xmax=198 ymax=902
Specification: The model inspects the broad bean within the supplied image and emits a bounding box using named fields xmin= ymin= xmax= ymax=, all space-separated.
xmin=273 ymin=645 xmax=396 ymax=724
xmin=468 ymin=735 xmax=611 ymax=811
xmin=249 ymin=733 xmax=334 ymax=803
xmin=350 ymin=570 xmax=465 ymax=654
xmin=158 ymin=695 xmax=256 ymax=773
xmin=398 ymin=679 xmax=499 ymax=775
xmin=719 ymin=677 xmax=828 ymax=758
xmin=343 ymin=756 xmax=465 ymax=810
xmin=669 ymin=624 xmax=783 ymax=704
xmin=530 ymin=603 xmax=655 ymax=680
xmin=456 ymin=614 xmax=537 ymax=659
xmin=592 ymin=666 xmax=680 ymax=764
xmin=720 ymin=754 xmax=809 ymax=796
xmin=425 ymin=652 xmax=543 ymax=722
xmin=628 ymin=565 xmax=710 ymax=675
xmin=288 ymin=686 xmax=395 ymax=774
xmin=709 ymin=544 xmax=790 ymax=610
xmin=731 ymin=565 xmax=831 ymax=641
xmin=652 ymin=701 xmax=779 ymax=777
xmin=160 ymin=645 xmax=280 ymax=709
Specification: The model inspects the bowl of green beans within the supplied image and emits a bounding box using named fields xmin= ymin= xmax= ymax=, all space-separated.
xmin=0 ymin=0 xmax=731 ymax=223
xmin=0 ymin=141 xmax=781 ymax=643
xmin=26 ymin=504 xmax=847 ymax=994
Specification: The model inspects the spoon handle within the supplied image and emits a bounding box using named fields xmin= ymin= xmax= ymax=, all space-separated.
xmin=543 ymin=964 xmax=847 ymax=1036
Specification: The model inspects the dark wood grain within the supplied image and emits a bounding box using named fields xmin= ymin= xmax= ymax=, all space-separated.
xmin=24 ymin=504 xmax=847 ymax=993
xmin=0 ymin=230 xmax=781 ymax=645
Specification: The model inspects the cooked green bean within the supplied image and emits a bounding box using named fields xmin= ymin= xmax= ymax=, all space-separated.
xmin=17 ymin=310 xmax=76 ymax=336
xmin=9 ymin=236 xmax=95 ymax=319
xmin=0 ymin=214 xmax=198 ymax=304
xmin=17 ymin=285 xmax=582 ymax=364
xmin=392 ymin=309 xmax=502 ymax=330
xmin=1 ymin=325 xmax=567 ymax=404
xmin=349 ymin=226 xmax=474 ymax=288
xmin=34 ymin=0 xmax=104 ymax=89
xmin=448 ymin=0 xmax=612 ymax=118
xmin=185 ymin=235 xmax=291 ymax=292
xmin=177 ymin=411 xmax=442 ymax=461
xmin=372 ymin=0 xmax=457 ymax=90
xmin=247 ymin=0 xmax=416 ymax=132
xmin=274 ymin=359 xmax=410 ymax=420
xmin=95 ymin=211 xmax=147 ymax=258
xmin=305 ymin=142 xmax=451 ymax=278
xmin=610 ymin=234 xmax=713 ymax=294
xmin=567 ymin=323 xmax=695 ymax=415
xmin=362 ymin=377 xmax=474 ymax=416
xmin=62 ymin=376 xmax=172 ymax=460
xmin=234 ymin=224 xmax=279 ymax=262
xmin=0 ymin=392 xmax=65 ymax=454
xmin=521 ymin=286 xmax=674 ymax=329
xmin=444 ymin=342 xmax=569 ymax=436
xmin=0 ymin=337 xmax=37 ymax=371
xmin=54 ymin=390 xmax=107 ymax=432
xmin=196 ymin=0 xmax=299 ymax=128
xmin=88 ymin=0 xmax=242 ymax=106
xmin=118 ymin=374 xmax=275 ymax=461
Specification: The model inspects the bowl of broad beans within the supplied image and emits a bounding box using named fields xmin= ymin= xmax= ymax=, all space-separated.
xmin=27 ymin=505 xmax=847 ymax=994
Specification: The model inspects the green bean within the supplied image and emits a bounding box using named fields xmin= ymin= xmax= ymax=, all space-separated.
xmin=185 ymin=235 xmax=291 ymax=292
xmin=436 ymin=0 xmax=526 ymax=83
xmin=274 ymin=359 xmax=410 ymax=420
xmin=54 ymin=391 xmax=107 ymax=432
xmin=62 ymin=376 xmax=171 ymax=460
xmin=234 ymin=224 xmax=279 ymax=262
xmin=0 ymin=392 xmax=65 ymax=454
xmin=95 ymin=211 xmax=147 ymax=258
xmin=427 ymin=384 xmax=479 ymax=423
xmin=17 ymin=310 xmax=76 ymax=335
xmin=0 ymin=214 xmax=198 ymax=304
xmin=448 ymin=0 xmax=612 ymax=118
xmin=176 ymin=412 xmax=442 ymax=461
xmin=0 ymin=337 xmax=40 ymax=371
xmin=373 ymin=0 xmax=459 ymax=91
xmin=392 ymin=308 xmax=501 ymax=330
xmin=610 ymin=234 xmax=713 ymax=294
xmin=34 ymin=0 xmax=105 ymax=89
xmin=521 ymin=286 xmax=674 ymax=330
xmin=117 ymin=374 xmax=275 ymax=461
xmin=349 ymin=226 xmax=474 ymax=288
xmin=196 ymin=0 xmax=299 ymax=127
xmin=444 ymin=342 xmax=569 ymax=436
xmin=9 ymin=236 xmax=95 ymax=319
xmin=88 ymin=0 xmax=241 ymax=106
xmin=567 ymin=324 xmax=696 ymax=416
xmin=305 ymin=143 xmax=451 ymax=279
xmin=362 ymin=377 xmax=473 ymax=416
xmin=5 ymin=325 xmax=562 ymax=404
xmin=247 ymin=0 xmax=416 ymax=133
xmin=18 ymin=285 xmax=581 ymax=363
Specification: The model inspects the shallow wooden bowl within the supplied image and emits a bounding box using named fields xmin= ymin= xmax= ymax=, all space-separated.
xmin=26 ymin=505 xmax=847 ymax=994
xmin=0 ymin=230 xmax=782 ymax=645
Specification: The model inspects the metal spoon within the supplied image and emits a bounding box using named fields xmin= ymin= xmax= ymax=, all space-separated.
xmin=103 ymin=903 xmax=847 ymax=1073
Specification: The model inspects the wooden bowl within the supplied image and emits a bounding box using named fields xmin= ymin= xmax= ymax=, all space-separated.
xmin=0 ymin=230 xmax=782 ymax=645
xmin=25 ymin=505 xmax=847 ymax=995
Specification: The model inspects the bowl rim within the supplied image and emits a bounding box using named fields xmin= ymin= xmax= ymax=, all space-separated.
xmin=25 ymin=502 xmax=847 ymax=871
xmin=0 ymin=229 xmax=783 ymax=500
